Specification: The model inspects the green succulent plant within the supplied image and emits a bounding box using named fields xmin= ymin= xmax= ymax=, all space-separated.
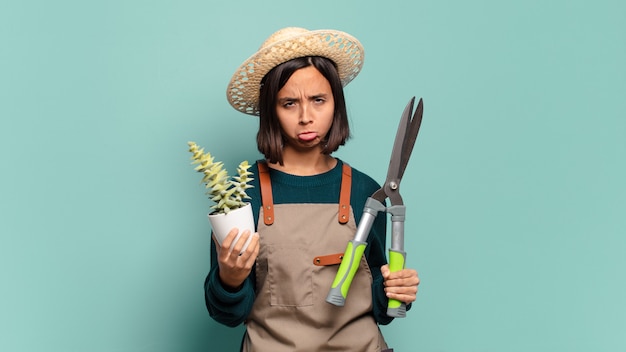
xmin=188 ymin=141 xmax=254 ymax=214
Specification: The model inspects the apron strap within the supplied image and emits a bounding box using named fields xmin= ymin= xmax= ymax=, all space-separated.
xmin=338 ymin=163 xmax=352 ymax=224
xmin=257 ymin=161 xmax=274 ymax=226
xmin=257 ymin=160 xmax=352 ymax=225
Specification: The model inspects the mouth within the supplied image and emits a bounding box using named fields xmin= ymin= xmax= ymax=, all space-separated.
xmin=298 ymin=132 xmax=318 ymax=142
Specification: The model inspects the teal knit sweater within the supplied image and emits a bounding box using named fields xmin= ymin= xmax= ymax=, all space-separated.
xmin=204 ymin=159 xmax=397 ymax=328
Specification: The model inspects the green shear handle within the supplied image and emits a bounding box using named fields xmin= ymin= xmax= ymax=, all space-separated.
xmin=326 ymin=198 xmax=385 ymax=307
xmin=326 ymin=199 xmax=407 ymax=318
xmin=386 ymin=204 xmax=407 ymax=318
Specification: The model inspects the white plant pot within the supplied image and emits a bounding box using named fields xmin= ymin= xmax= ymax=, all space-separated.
xmin=208 ymin=203 xmax=255 ymax=252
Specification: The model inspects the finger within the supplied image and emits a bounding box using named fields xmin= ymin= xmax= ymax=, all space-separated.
xmin=212 ymin=233 xmax=221 ymax=253
xmin=241 ymin=233 xmax=260 ymax=267
xmin=386 ymin=269 xmax=418 ymax=281
xmin=385 ymin=283 xmax=418 ymax=294
xmin=384 ymin=268 xmax=420 ymax=289
xmin=220 ymin=227 xmax=240 ymax=250
xmin=385 ymin=286 xmax=418 ymax=304
xmin=217 ymin=230 xmax=241 ymax=264
xmin=385 ymin=291 xmax=417 ymax=304
xmin=384 ymin=276 xmax=420 ymax=288
xmin=230 ymin=229 xmax=251 ymax=257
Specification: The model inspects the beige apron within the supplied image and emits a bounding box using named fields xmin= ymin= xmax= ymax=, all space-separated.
xmin=242 ymin=162 xmax=388 ymax=352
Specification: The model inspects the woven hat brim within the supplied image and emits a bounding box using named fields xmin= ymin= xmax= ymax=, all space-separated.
xmin=226 ymin=29 xmax=364 ymax=116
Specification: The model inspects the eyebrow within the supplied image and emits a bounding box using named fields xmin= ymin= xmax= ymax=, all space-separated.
xmin=277 ymin=93 xmax=329 ymax=103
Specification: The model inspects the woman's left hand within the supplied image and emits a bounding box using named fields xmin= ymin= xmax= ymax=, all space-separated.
xmin=381 ymin=264 xmax=420 ymax=304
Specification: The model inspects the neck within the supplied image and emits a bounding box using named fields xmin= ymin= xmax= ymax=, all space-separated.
xmin=269 ymin=147 xmax=337 ymax=176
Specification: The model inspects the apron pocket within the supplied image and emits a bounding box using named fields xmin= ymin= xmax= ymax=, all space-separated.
xmin=268 ymin=244 xmax=313 ymax=307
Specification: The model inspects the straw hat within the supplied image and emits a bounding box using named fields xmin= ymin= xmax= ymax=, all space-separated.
xmin=226 ymin=27 xmax=365 ymax=115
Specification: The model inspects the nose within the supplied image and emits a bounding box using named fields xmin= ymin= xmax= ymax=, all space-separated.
xmin=298 ymin=105 xmax=311 ymax=125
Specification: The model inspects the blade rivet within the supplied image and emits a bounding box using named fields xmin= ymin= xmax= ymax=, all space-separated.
xmin=390 ymin=182 xmax=398 ymax=190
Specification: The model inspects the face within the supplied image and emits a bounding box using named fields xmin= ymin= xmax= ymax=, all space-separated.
xmin=275 ymin=66 xmax=335 ymax=152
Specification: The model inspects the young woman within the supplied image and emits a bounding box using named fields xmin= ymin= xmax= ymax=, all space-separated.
xmin=204 ymin=27 xmax=420 ymax=351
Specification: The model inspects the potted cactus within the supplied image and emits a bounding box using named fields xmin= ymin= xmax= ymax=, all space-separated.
xmin=188 ymin=141 xmax=255 ymax=250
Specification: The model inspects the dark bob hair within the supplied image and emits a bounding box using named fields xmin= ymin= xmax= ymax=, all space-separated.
xmin=256 ymin=56 xmax=351 ymax=165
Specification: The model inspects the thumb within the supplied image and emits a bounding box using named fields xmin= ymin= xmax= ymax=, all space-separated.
xmin=212 ymin=233 xmax=222 ymax=252
xmin=381 ymin=264 xmax=390 ymax=278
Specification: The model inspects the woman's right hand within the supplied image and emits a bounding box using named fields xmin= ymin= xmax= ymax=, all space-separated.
xmin=214 ymin=228 xmax=260 ymax=291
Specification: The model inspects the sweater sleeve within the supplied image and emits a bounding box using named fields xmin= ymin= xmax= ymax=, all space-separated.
xmin=204 ymin=237 xmax=256 ymax=327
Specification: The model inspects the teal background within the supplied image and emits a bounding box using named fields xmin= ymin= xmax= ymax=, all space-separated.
xmin=1 ymin=0 xmax=624 ymax=351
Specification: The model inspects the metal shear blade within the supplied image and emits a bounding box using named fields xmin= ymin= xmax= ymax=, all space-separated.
xmin=373 ymin=97 xmax=424 ymax=205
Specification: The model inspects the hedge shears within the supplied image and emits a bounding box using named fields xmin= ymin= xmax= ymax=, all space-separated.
xmin=326 ymin=97 xmax=424 ymax=318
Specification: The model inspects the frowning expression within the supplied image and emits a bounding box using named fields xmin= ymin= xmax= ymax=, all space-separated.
xmin=275 ymin=66 xmax=335 ymax=150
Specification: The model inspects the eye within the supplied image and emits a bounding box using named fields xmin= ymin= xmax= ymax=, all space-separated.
xmin=313 ymin=97 xmax=326 ymax=104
